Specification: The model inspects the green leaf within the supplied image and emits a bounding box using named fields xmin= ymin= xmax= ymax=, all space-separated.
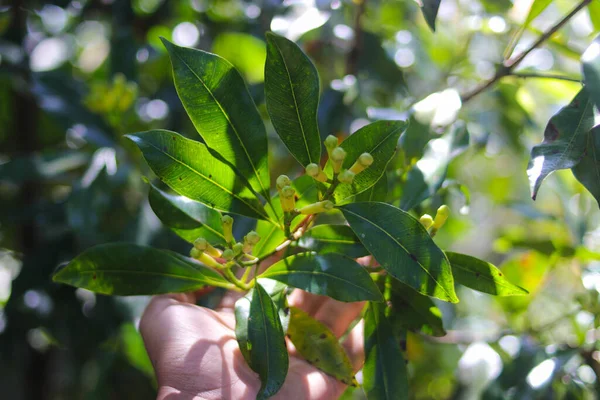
xmin=523 ymin=0 xmax=553 ymax=28
xmin=299 ymin=225 xmax=369 ymax=258
xmin=420 ymin=0 xmax=441 ymax=32
xmin=588 ymin=2 xmax=600 ymax=32
xmin=445 ymin=252 xmax=529 ymax=296
xmin=389 ymin=279 xmax=446 ymax=337
xmin=363 ymin=301 xmax=409 ymax=400
xmin=354 ymin=172 xmax=388 ymax=203
xmin=52 ymin=243 xmax=230 ymax=295
xmin=287 ymin=307 xmax=357 ymax=386
xmin=147 ymin=183 xmax=226 ymax=245
xmin=572 ymin=126 xmax=600 ymax=208
xmin=400 ymin=121 xmax=469 ymax=210
xmin=333 ymin=120 xmax=407 ymax=204
xmin=212 ymin=32 xmax=266 ymax=84
xmin=248 ymin=282 xmax=289 ymax=399
xmin=161 ymin=38 xmax=271 ymax=201
xmin=527 ymin=89 xmax=595 ymax=200
xmin=265 ymin=32 xmax=321 ymax=167
xmin=259 ymin=252 xmax=382 ymax=302
xmin=126 ymin=130 xmax=269 ymax=221
xmin=340 ymin=202 xmax=458 ymax=303
xmin=582 ymin=35 xmax=600 ymax=109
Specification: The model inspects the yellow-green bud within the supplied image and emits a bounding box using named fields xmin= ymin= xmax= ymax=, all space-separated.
xmin=330 ymin=147 xmax=346 ymax=173
xmin=222 ymin=248 xmax=234 ymax=261
xmin=190 ymin=248 xmax=222 ymax=269
xmin=194 ymin=238 xmax=221 ymax=258
xmin=245 ymin=231 xmax=261 ymax=245
xmin=232 ymin=242 xmax=244 ymax=256
xmin=324 ymin=135 xmax=338 ymax=154
xmin=276 ymin=175 xmax=291 ymax=190
xmin=280 ymin=185 xmax=296 ymax=212
xmin=299 ymin=200 xmax=334 ymax=215
xmin=306 ymin=163 xmax=328 ymax=182
xmin=419 ymin=214 xmax=434 ymax=230
xmin=190 ymin=248 xmax=201 ymax=259
xmin=222 ymin=215 xmax=234 ymax=244
xmin=338 ymin=169 xmax=355 ymax=184
xmin=349 ymin=152 xmax=374 ymax=174
xmin=433 ymin=205 xmax=450 ymax=230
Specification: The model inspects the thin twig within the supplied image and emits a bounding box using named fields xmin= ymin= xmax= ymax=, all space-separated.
xmin=461 ymin=0 xmax=592 ymax=103
xmin=511 ymin=72 xmax=582 ymax=83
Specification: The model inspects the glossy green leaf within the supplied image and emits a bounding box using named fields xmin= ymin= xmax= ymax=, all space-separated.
xmin=401 ymin=121 xmax=469 ymax=210
xmin=446 ymin=252 xmax=528 ymax=296
xmin=299 ymin=225 xmax=368 ymax=258
xmin=52 ymin=243 xmax=230 ymax=295
xmin=212 ymin=32 xmax=266 ymax=84
xmin=248 ymin=282 xmax=288 ymax=399
xmin=355 ymin=172 xmax=388 ymax=203
xmin=259 ymin=252 xmax=383 ymax=302
xmin=126 ymin=130 xmax=269 ymax=221
xmin=527 ymin=89 xmax=595 ymax=200
xmin=582 ymin=35 xmax=600 ymax=109
xmin=235 ymin=279 xmax=290 ymax=369
xmin=287 ymin=307 xmax=357 ymax=386
xmin=333 ymin=120 xmax=407 ymax=204
xmin=420 ymin=0 xmax=441 ymax=32
xmin=265 ymin=32 xmax=321 ymax=167
xmin=161 ymin=38 xmax=271 ymax=201
xmin=340 ymin=202 xmax=458 ymax=303
xmin=363 ymin=301 xmax=409 ymax=400
xmin=389 ymin=279 xmax=446 ymax=337
xmin=147 ymin=183 xmax=225 ymax=245
xmin=572 ymin=126 xmax=600 ymax=208
xmin=588 ymin=2 xmax=600 ymax=32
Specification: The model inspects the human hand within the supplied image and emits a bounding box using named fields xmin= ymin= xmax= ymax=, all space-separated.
xmin=140 ymin=289 xmax=365 ymax=400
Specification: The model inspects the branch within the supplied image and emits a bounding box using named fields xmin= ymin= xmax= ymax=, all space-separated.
xmin=461 ymin=0 xmax=592 ymax=104
xmin=511 ymin=72 xmax=582 ymax=83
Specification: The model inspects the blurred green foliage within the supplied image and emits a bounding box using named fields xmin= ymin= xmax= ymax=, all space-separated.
xmin=1 ymin=0 xmax=600 ymax=399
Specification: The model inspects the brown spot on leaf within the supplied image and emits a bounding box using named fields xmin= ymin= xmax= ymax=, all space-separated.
xmin=409 ymin=253 xmax=418 ymax=262
xmin=93 ymin=274 xmax=97 ymax=280
xmin=543 ymin=122 xmax=560 ymax=143
xmin=319 ymin=333 xmax=326 ymax=339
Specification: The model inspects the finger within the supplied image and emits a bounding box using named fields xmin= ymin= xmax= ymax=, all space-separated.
xmin=341 ymin=319 xmax=365 ymax=372
xmin=313 ymin=299 xmax=365 ymax=338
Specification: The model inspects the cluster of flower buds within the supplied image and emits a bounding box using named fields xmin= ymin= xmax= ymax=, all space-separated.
xmin=419 ymin=205 xmax=450 ymax=237
xmin=277 ymin=175 xmax=297 ymax=212
xmin=189 ymin=215 xmax=262 ymax=268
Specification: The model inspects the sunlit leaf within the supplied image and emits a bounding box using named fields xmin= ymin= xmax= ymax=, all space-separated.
xmin=147 ymin=183 xmax=226 ymax=245
xmin=259 ymin=252 xmax=382 ymax=302
xmin=572 ymin=126 xmax=600 ymax=208
xmin=126 ymin=130 xmax=269 ymax=220
xmin=582 ymin=35 xmax=600 ymax=109
xmin=524 ymin=0 xmax=552 ymax=28
xmin=161 ymin=38 xmax=271 ymax=201
xmin=299 ymin=225 xmax=369 ymax=258
xmin=340 ymin=202 xmax=458 ymax=303
xmin=52 ymin=243 xmax=230 ymax=295
xmin=265 ymin=32 xmax=321 ymax=167
xmin=446 ymin=252 xmax=529 ymax=296
xmin=332 ymin=120 xmax=407 ymax=204
xmin=363 ymin=301 xmax=409 ymax=399
xmin=527 ymin=89 xmax=595 ymax=200
xmin=212 ymin=32 xmax=266 ymax=84
xmin=287 ymin=307 xmax=357 ymax=386
xmin=248 ymin=282 xmax=288 ymax=399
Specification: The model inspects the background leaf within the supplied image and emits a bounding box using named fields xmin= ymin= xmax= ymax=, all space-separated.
xmin=162 ymin=38 xmax=271 ymax=201
xmin=341 ymin=202 xmax=458 ymax=302
xmin=527 ymin=89 xmax=595 ymax=200
xmin=582 ymin=34 xmax=600 ymax=109
xmin=363 ymin=301 xmax=409 ymax=400
xmin=212 ymin=32 xmax=266 ymax=84
xmin=147 ymin=183 xmax=226 ymax=245
xmin=52 ymin=243 xmax=230 ymax=295
xmin=420 ymin=0 xmax=442 ymax=32
xmin=299 ymin=225 xmax=369 ymax=258
xmin=446 ymin=251 xmax=529 ymax=296
xmin=259 ymin=252 xmax=382 ymax=302
xmin=333 ymin=120 xmax=407 ymax=204
xmin=265 ymin=32 xmax=321 ymax=167
xmin=127 ymin=130 xmax=269 ymax=220
xmin=572 ymin=126 xmax=600 ymax=208
xmin=248 ymin=282 xmax=289 ymax=399
xmin=286 ymin=307 xmax=357 ymax=386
